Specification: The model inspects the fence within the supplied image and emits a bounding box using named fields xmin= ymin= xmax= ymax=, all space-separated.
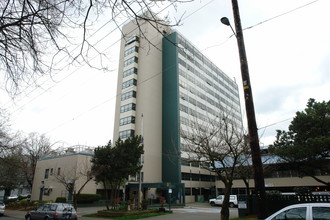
xmin=238 ymin=194 xmax=330 ymax=217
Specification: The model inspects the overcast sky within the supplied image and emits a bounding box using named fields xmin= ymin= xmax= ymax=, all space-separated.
xmin=1 ymin=0 xmax=329 ymax=148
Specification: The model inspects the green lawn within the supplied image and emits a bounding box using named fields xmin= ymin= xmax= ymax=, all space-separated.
xmin=84 ymin=212 xmax=169 ymax=219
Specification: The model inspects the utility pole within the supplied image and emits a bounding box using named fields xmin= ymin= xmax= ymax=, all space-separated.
xmin=230 ymin=0 xmax=267 ymax=218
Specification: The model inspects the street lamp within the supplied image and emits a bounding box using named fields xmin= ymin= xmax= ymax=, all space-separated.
xmin=221 ymin=1 xmax=267 ymax=219
xmin=220 ymin=17 xmax=236 ymax=37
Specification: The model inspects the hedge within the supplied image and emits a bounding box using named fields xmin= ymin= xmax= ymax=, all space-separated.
xmin=76 ymin=194 xmax=101 ymax=204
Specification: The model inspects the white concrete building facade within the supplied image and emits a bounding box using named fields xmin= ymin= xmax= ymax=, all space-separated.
xmin=112 ymin=14 xmax=242 ymax=203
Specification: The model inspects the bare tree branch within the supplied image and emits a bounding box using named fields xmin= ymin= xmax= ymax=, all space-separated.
xmin=1 ymin=0 xmax=188 ymax=97
xmin=181 ymin=109 xmax=248 ymax=220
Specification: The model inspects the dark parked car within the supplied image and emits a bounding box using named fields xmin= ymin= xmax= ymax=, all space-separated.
xmin=25 ymin=203 xmax=77 ymax=220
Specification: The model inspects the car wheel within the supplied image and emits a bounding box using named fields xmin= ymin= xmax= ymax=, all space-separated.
xmin=44 ymin=217 xmax=49 ymax=220
xmin=210 ymin=202 xmax=215 ymax=206
xmin=26 ymin=215 xmax=31 ymax=220
xmin=229 ymin=203 xmax=234 ymax=208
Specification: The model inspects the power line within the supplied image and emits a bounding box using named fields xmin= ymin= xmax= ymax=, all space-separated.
xmin=258 ymin=117 xmax=293 ymax=144
xmin=202 ymin=0 xmax=320 ymax=51
xmin=243 ymin=0 xmax=320 ymax=31
xmin=3 ymin=5 xmax=148 ymax=110
xmin=6 ymin=1 xmax=182 ymax=114
xmin=45 ymin=59 xmax=178 ymax=135
xmin=258 ymin=117 xmax=292 ymax=130
xmin=9 ymin=0 xmax=214 ymax=134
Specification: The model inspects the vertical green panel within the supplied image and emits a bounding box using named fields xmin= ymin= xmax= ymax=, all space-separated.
xmin=162 ymin=32 xmax=181 ymax=184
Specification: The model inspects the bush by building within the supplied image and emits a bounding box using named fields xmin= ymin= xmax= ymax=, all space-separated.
xmin=76 ymin=194 xmax=101 ymax=204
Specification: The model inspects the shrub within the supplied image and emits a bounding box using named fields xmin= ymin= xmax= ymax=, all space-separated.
xmin=32 ymin=200 xmax=53 ymax=207
xmin=118 ymin=204 xmax=129 ymax=211
xmin=5 ymin=198 xmax=18 ymax=204
xmin=17 ymin=199 xmax=29 ymax=206
xmin=55 ymin=197 xmax=67 ymax=203
xmin=141 ymin=199 xmax=148 ymax=210
xmin=18 ymin=195 xmax=31 ymax=200
xmin=76 ymin=194 xmax=101 ymax=204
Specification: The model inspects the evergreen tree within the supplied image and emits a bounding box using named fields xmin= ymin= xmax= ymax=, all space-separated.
xmin=270 ymin=98 xmax=330 ymax=186
xmin=91 ymin=136 xmax=143 ymax=210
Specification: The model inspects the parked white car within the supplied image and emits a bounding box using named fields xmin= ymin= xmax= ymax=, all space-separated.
xmin=265 ymin=203 xmax=330 ymax=220
xmin=0 ymin=202 xmax=5 ymax=216
xmin=209 ymin=195 xmax=238 ymax=207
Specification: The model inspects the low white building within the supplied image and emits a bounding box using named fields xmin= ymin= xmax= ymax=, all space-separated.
xmin=30 ymin=146 xmax=102 ymax=202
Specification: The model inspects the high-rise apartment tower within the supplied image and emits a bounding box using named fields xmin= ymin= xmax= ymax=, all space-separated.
xmin=113 ymin=14 xmax=242 ymax=204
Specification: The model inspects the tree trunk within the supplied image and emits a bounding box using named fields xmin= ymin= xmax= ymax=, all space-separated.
xmin=73 ymin=192 xmax=77 ymax=210
xmin=110 ymin=185 xmax=115 ymax=210
xmin=103 ymin=181 xmax=110 ymax=210
xmin=242 ymin=178 xmax=253 ymax=214
xmin=220 ymin=181 xmax=233 ymax=220
xmin=73 ymin=176 xmax=93 ymax=210
xmin=4 ymin=189 xmax=11 ymax=198
xmin=115 ymin=184 xmax=120 ymax=209
xmin=242 ymin=178 xmax=250 ymax=196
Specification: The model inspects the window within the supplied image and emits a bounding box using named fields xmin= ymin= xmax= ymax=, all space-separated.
xmin=128 ymin=174 xmax=138 ymax=182
xmin=119 ymin=129 xmax=135 ymax=139
xmin=42 ymin=204 xmax=50 ymax=211
xmin=50 ymin=168 xmax=53 ymax=176
xmin=122 ymin=78 xmax=137 ymax=89
xmin=271 ymin=207 xmax=306 ymax=220
xmin=119 ymin=116 xmax=135 ymax=126
xmin=180 ymin=104 xmax=188 ymax=113
xmin=188 ymin=97 xmax=196 ymax=106
xmin=123 ymin=67 xmax=138 ymax=78
xmin=200 ymin=174 xmax=211 ymax=182
xmin=43 ymin=188 xmax=51 ymax=196
xmin=178 ymin=58 xmax=186 ymax=68
xmin=185 ymin=188 xmax=192 ymax=195
xmin=181 ymin=172 xmax=191 ymax=181
xmin=125 ymin=36 xmax=139 ymax=46
xmin=121 ymin=90 xmax=136 ymax=101
xmin=191 ymin=173 xmax=200 ymax=181
xmin=57 ymin=167 xmax=61 ymax=175
xmin=180 ymin=117 xmax=189 ymax=126
xmin=312 ymin=207 xmax=330 ymax=220
xmin=192 ymin=188 xmax=200 ymax=195
xmin=50 ymin=204 xmax=57 ymax=211
xmin=124 ymin=46 xmax=139 ymax=56
xmin=44 ymin=169 xmax=49 ymax=179
xmin=120 ymin=103 xmax=136 ymax=113
xmin=124 ymin=56 xmax=138 ymax=67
